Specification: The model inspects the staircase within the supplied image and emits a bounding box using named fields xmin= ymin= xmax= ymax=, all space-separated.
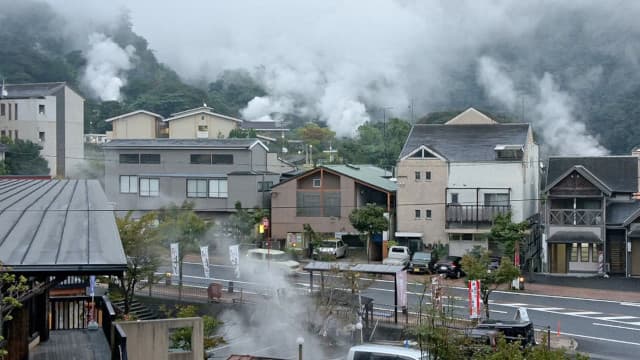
xmin=112 ymin=299 xmax=157 ymax=320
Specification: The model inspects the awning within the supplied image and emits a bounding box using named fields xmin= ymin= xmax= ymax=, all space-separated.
xmin=395 ymin=232 xmax=423 ymax=238
xmin=547 ymin=231 xmax=602 ymax=244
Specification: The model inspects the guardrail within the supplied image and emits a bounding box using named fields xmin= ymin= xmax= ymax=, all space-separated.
xmin=112 ymin=324 xmax=128 ymax=360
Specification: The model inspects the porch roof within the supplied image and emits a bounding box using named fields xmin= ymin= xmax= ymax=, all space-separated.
xmin=0 ymin=179 xmax=127 ymax=275
xmin=547 ymin=231 xmax=601 ymax=244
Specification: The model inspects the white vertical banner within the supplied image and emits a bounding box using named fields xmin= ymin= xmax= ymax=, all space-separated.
xmin=469 ymin=279 xmax=481 ymax=319
xmin=200 ymin=245 xmax=210 ymax=279
xmin=229 ymin=245 xmax=240 ymax=278
xmin=396 ymin=269 xmax=407 ymax=308
xmin=170 ymin=243 xmax=180 ymax=276
xmin=89 ymin=275 xmax=96 ymax=297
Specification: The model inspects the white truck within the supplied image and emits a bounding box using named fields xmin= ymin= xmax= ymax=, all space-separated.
xmin=382 ymin=245 xmax=411 ymax=268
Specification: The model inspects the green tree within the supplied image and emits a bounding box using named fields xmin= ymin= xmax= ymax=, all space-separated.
xmin=115 ymin=211 xmax=161 ymax=315
xmin=348 ymin=203 xmax=389 ymax=262
xmin=159 ymin=202 xmax=210 ymax=300
xmin=0 ymin=262 xmax=29 ymax=358
xmin=228 ymin=128 xmax=257 ymax=138
xmin=228 ymin=201 xmax=267 ymax=244
xmin=337 ymin=118 xmax=411 ymax=168
xmin=3 ymin=139 xmax=49 ymax=175
xmin=461 ymin=251 xmax=520 ymax=319
xmin=162 ymin=304 xmax=224 ymax=353
xmin=489 ymin=213 xmax=529 ymax=264
xmin=296 ymin=123 xmax=335 ymax=152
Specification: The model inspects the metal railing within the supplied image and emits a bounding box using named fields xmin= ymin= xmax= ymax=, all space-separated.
xmin=112 ymin=324 xmax=128 ymax=360
xmin=446 ymin=204 xmax=511 ymax=228
xmin=549 ymin=209 xmax=603 ymax=225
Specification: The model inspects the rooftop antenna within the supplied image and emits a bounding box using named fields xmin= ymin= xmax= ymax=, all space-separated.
xmin=1 ymin=79 xmax=7 ymax=98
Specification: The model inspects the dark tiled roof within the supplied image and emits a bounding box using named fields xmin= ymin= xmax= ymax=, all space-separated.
xmin=2 ymin=82 xmax=66 ymax=98
xmin=547 ymin=231 xmax=601 ymax=243
xmin=547 ymin=156 xmax=638 ymax=193
xmin=399 ymin=124 xmax=529 ymax=161
xmin=0 ymin=179 xmax=127 ymax=274
xmin=103 ymin=138 xmax=266 ymax=150
xmin=606 ymin=202 xmax=640 ymax=225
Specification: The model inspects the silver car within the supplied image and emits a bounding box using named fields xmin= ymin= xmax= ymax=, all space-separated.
xmin=313 ymin=239 xmax=348 ymax=258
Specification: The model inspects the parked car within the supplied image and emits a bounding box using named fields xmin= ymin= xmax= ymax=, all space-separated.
xmin=434 ymin=255 xmax=464 ymax=278
xmin=409 ymin=251 xmax=437 ymax=274
xmin=245 ymin=248 xmax=300 ymax=276
xmin=475 ymin=319 xmax=536 ymax=347
xmin=313 ymin=239 xmax=348 ymax=259
xmin=346 ymin=344 xmax=427 ymax=360
xmin=488 ymin=256 xmax=501 ymax=271
xmin=383 ymin=246 xmax=411 ymax=268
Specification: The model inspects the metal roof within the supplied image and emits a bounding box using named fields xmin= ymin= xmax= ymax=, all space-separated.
xmin=546 ymin=231 xmax=601 ymax=244
xmin=546 ymin=156 xmax=638 ymax=193
xmin=0 ymin=179 xmax=127 ymax=274
xmin=164 ymin=106 xmax=242 ymax=123
xmin=102 ymin=138 xmax=268 ymax=151
xmin=607 ymin=201 xmax=640 ymax=225
xmin=399 ymin=123 xmax=530 ymax=161
xmin=323 ymin=164 xmax=397 ymax=192
xmin=303 ymin=261 xmax=404 ymax=274
xmin=1 ymin=82 xmax=66 ymax=99
xmin=241 ymin=120 xmax=289 ymax=131
xmin=104 ymin=110 xmax=164 ymax=122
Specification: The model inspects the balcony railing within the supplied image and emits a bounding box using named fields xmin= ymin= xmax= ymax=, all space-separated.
xmin=446 ymin=204 xmax=511 ymax=228
xmin=549 ymin=209 xmax=603 ymax=225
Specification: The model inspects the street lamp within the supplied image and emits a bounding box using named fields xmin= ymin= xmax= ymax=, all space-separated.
xmin=296 ymin=336 xmax=304 ymax=360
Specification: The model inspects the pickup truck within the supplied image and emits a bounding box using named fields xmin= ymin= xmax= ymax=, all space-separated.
xmin=383 ymin=246 xmax=411 ymax=268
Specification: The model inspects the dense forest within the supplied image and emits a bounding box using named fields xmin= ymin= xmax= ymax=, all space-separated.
xmin=2 ymin=0 xmax=640 ymax=165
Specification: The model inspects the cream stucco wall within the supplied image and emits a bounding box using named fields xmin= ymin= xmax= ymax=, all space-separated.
xmin=396 ymin=158 xmax=449 ymax=246
xmin=117 ymin=317 xmax=203 ymax=360
xmin=169 ymin=113 xmax=239 ymax=139
xmin=63 ymin=86 xmax=85 ymax=176
xmin=111 ymin=113 xmax=159 ymax=139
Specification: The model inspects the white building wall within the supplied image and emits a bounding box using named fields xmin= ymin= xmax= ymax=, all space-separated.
xmin=63 ymin=87 xmax=85 ymax=176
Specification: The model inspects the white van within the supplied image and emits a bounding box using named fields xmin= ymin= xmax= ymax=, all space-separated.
xmin=346 ymin=344 xmax=427 ymax=360
xmin=245 ymin=248 xmax=300 ymax=276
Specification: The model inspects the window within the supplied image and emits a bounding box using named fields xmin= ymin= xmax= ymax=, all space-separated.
xmin=187 ymin=179 xmax=208 ymax=198
xmin=0 ymin=104 xmax=4 ymax=116
xmin=197 ymin=124 xmax=208 ymax=138
xmin=484 ymin=193 xmax=509 ymax=206
xmin=119 ymin=154 xmax=140 ymax=164
xmin=426 ymin=209 xmax=432 ymax=219
xmin=415 ymin=171 xmax=421 ymax=181
xmin=38 ymin=104 xmax=45 ymax=115
xmin=140 ymin=154 xmax=161 ymax=164
xmin=451 ymin=193 xmax=459 ymax=204
xmin=39 ymin=131 xmax=45 ymax=142
xmin=415 ymin=209 xmax=421 ymax=219
xmin=190 ymin=154 xmax=211 ymax=164
xmin=425 ymin=171 xmax=431 ymax=180
xmin=139 ymin=178 xmax=159 ymax=197
xmin=570 ymin=243 xmax=579 ymax=262
xmin=8 ymin=103 xmax=11 ymax=120
xmin=120 ymin=175 xmax=138 ymax=193
xmin=0 ymin=130 xmax=5 ymax=137
xmin=580 ymin=243 xmax=589 ymax=262
xmin=312 ymin=178 xmax=321 ymax=188
xmin=450 ymin=233 xmax=474 ymax=241
xmin=212 ymin=154 xmax=233 ymax=164
xmin=208 ymin=179 xmax=228 ymax=198
xmin=258 ymin=181 xmax=274 ymax=192
xmin=14 ymin=104 xmax=17 ymax=120
xmin=13 ymin=130 xmax=17 ymax=139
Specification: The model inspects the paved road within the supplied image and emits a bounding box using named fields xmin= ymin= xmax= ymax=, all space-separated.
xmin=163 ymin=261 xmax=640 ymax=359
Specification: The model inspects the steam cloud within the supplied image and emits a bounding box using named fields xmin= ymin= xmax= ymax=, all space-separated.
xmin=477 ymin=56 xmax=609 ymax=156
xmin=81 ymin=33 xmax=135 ymax=101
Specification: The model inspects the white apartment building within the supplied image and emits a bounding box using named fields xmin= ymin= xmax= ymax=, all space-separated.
xmin=0 ymin=82 xmax=84 ymax=177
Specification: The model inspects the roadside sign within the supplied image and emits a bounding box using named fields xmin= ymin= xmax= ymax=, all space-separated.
xmin=469 ymin=279 xmax=481 ymax=319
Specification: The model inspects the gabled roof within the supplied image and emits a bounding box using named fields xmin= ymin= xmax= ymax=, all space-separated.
xmin=399 ymin=123 xmax=529 ymax=161
xmin=445 ymin=107 xmax=497 ymax=125
xmin=546 ymin=156 xmax=638 ymax=193
xmin=272 ymin=164 xmax=396 ymax=193
xmin=1 ymin=82 xmax=67 ymax=99
xmin=543 ymin=165 xmax=612 ymax=195
xmin=164 ymin=106 xmax=242 ymax=123
xmin=0 ymin=179 xmax=127 ymax=274
xmin=104 ymin=110 xmax=164 ymax=123
xmin=102 ymin=138 xmax=269 ymax=151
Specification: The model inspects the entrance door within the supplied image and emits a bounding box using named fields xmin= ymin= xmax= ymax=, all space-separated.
xmin=608 ymin=231 xmax=626 ymax=275
xmin=632 ymin=239 xmax=640 ymax=276
xmin=551 ymin=244 xmax=567 ymax=273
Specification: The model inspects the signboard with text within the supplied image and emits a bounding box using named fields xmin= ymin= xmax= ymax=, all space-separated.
xmin=468 ymin=279 xmax=481 ymax=319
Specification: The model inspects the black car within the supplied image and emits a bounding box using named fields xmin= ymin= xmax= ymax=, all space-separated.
xmin=434 ymin=255 xmax=464 ymax=278
xmin=409 ymin=251 xmax=437 ymax=274
xmin=475 ymin=319 xmax=536 ymax=347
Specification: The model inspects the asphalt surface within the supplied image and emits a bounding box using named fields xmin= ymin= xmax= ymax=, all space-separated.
xmin=162 ymin=261 xmax=640 ymax=359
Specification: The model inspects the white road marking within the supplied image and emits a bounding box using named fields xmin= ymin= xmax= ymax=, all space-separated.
xmin=593 ymin=316 xmax=638 ymax=321
xmin=620 ymin=302 xmax=640 ymax=307
xmin=629 ymin=322 xmax=640 ymax=326
xmin=561 ymin=331 xmax=640 ymax=347
xmin=563 ymin=311 xmax=602 ymax=316
xmin=491 ymin=302 xmax=527 ymax=307
xmin=593 ymin=323 xmax=640 ymax=332
xmin=528 ymin=307 xmax=565 ymax=312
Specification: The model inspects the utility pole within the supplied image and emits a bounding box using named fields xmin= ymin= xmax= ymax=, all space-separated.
xmin=382 ymin=107 xmax=393 ymax=170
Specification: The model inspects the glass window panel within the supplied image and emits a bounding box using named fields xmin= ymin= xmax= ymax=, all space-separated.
xmin=212 ymin=154 xmax=233 ymax=164
xmin=119 ymin=154 xmax=139 ymax=164
xmin=570 ymin=243 xmax=578 ymax=262
xmin=149 ymin=179 xmax=159 ymax=196
xmin=580 ymin=243 xmax=589 ymax=262
xmin=190 ymin=154 xmax=211 ymax=164
xmin=140 ymin=154 xmax=160 ymax=164
xmin=120 ymin=176 xmax=129 ymax=193
xmin=129 ymin=176 xmax=138 ymax=193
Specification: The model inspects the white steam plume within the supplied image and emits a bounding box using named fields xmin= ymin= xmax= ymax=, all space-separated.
xmin=81 ymin=33 xmax=135 ymax=101
xmin=477 ymin=56 xmax=608 ymax=156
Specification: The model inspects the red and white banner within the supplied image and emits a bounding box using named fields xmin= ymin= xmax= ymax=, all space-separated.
xmin=396 ymin=270 xmax=407 ymax=308
xmin=468 ymin=279 xmax=481 ymax=319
